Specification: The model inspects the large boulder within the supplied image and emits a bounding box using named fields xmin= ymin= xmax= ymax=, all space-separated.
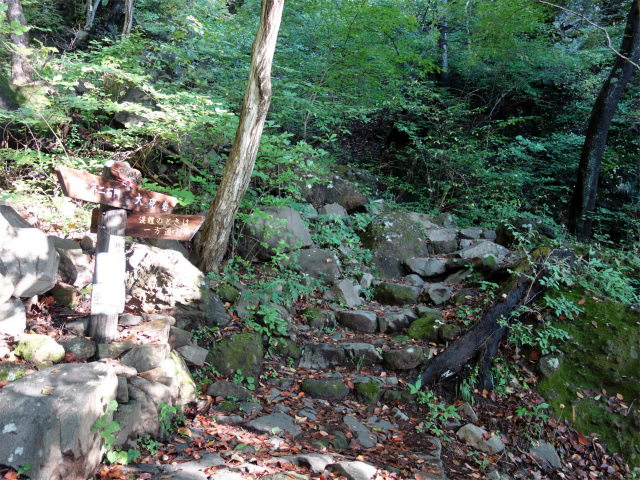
xmin=125 ymin=244 xmax=230 ymax=329
xmin=301 ymin=176 xmax=369 ymax=214
xmin=373 ymin=282 xmax=420 ymax=306
xmin=0 ymin=205 xmax=60 ymax=297
xmin=360 ymin=211 xmax=428 ymax=279
xmin=0 ymin=363 xmax=118 ymax=480
xmin=237 ymin=206 xmax=313 ymax=261
xmin=322 ymin=279 xmax=362 ymax=308
xmin=292 ymin=248 xmax=342 ymax=284
xmin=0 ymin=297 xmax=26 ymax=337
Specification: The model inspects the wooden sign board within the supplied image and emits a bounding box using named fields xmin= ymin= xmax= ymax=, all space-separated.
xmin=126 ymin=213 xmax=205 ymax=241
xmin=55 ymin=166 xmax=177 ymax=213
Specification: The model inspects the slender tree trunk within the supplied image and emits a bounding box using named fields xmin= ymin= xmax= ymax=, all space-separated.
xmin=3 ymin=0 xmax=32 ymax=85
xmin=195 ymin=0 xmax=284 ymax=273
xmin=568 ymin=0 xmax=640 ymax=240
xmin=122 ymin=0 xmax=134 ymax=35
xmin=84 ymin=0 xmax=102 ymax=30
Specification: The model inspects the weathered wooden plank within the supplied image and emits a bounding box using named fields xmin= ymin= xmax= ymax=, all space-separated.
xmin=55 ymin=166 xmax=177 ymax=213
xmin=126 ymin=213 xmax=205 ymax=241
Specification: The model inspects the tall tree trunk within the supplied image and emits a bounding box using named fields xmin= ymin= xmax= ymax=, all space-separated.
xmin=3 ymin=0 xmax=33 ymax=85
xmin=195 ymin=0 xmax=284 ymax=273
xmin=122 ymin=0 xmax=134 ymax=35
xmin=568 ymin=0 xmax=640 ymax=240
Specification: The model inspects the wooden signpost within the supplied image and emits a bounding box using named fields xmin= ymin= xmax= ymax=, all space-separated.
xmin=55 ymin=163 xmax=205 ymax=343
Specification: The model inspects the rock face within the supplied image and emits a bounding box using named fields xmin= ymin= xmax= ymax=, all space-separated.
xmin=0 ymin=297 xmax=26 ymax=337
xmin=237 ymin=206 xmax=313 ymax=261
xmin=49 ymin=236 xmax=93 ymax=287
xmin=0 ymin=363 xmax=118 ymax=480
xmin=290 ymin=248 xmax=342 ymax=284
xmin=0 ymin=205 xmax=60 ymax=298
xmin=360 ymin=211 xmax=427 ymax=279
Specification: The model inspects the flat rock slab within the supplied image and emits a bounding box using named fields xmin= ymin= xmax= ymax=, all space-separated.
xmin=245 ymin=412 xmax=301 ymax=437
xmin=0 ymin=363 xmax=118 ymax=480
xmin=301 ymin=378 xmax=350 ymax=400
xmin=343 ymin=415 xmax=377 ymax=448
xmin=338 ymin=310 xmax=377 ymax=333
xmin=333 ymin=461 xmax=378 ymax=480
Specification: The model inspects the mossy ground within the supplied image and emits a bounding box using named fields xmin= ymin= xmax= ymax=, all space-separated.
xmin=537 ymin=286 xmax=640 ymax=467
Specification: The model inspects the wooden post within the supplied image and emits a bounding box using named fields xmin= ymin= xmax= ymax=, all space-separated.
xmin=89 ymin=165 xmax=127 ymax=343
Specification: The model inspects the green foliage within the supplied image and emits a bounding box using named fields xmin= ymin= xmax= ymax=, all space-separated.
xmin=92 ymin=400 xmax=141 ymax=465
xmin=232 ymin=368 xmax=256 ymax=391
xmin=409 ymin=379 xmax=460 ymax=439
xmin=158 ymin=403 xmax=185 ymax=440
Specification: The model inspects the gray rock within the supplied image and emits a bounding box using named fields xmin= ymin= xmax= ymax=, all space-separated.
xmin=433 ymin=212 xmax=458 ymax=228
xmin=333 ymin=461 xmax=378 ymax=480
xmin=405 ymin=258 xmax=447 ymax=277
xmin=138 ymin=350 xmax=197 ymax=405
xmin=323 ymin=279 xmax=362 ymax=308
xmin=113 ymin=386 xmax=159 ymax=449
xmin=457 ymin=402 xmax=479 ymax=423
xmin=237 ymin=206 xmax=313 ymax=262
xmin=96 ymin=340 xmax=136 ymax=360
xmin=282 ymin=453 xmax=335 ymax=473
xmin=207 ymin=331 xmax=263 ymax=379
xmin=438 ymin=323 xmax=461 ymax=341
xmin=460 ymin=227 xmax=483 ymax=239
xmin=168 ymin=327 xmax=193 ymax=350
xmin=343 ymin=415 xmax=377 ymax=448
xmin=119 ymin=314 xmax=143 ymax=326
xmin=293 ymin=248 xmax=342 ymax=285
xmin=245 ymin=412 xmax=301 ymax=437
xmin=383 ymin=346 xmax=429 ymax=370
xmin=0 ymin=297 xmax=26 ymax=337
xmin=125 ymin=319 xmax=172 ymax=344
xmin=301 ymin=378 xmax=350 ymax=400
xmin=0 ymin=274 xmax=15 ymax=304
xmin=240 ymin=402 xmax=263 ymax=416
xmin=51 ymin=237 xmax=93 ymax=288
xmin=415 ymin=305 xmax=444 ymax=318
xmin=318 ymin=203 xmax=349 ymax=219
xmin=407 ymin=212 xmax=438 ymax=230
xmin=113 ymin=86 xmax=157 ymax=126
xmin=177 ymin=343 xmax=209 ymax=367
xmin=496 ymin=216 xmax=556 ymax=247
xmin=0 ymin=363 xmax=117 ymax=480
xmin=117 ymin=377 xmax=129 ymax=403
xmin=538 ymin=355 xmax=561 ymax=378
xmin=427 ymin=228 xmax=458 ymax=254
xmin=65 ymin=317 xmax=89 ymax=336
xmin=482 ymin=230 xmax=497 ymax=241
xmin=130 ymin=376 xmax=174 ymax=406
xmin=121 ymin=343 xmax=170 ymax=373
xmin=338 ymin=310 xmax=378 ymax=333
xmin=360 ymin=211 xmax=428 ymax=279
xmin=442 ymin=417 xmax=462 ymax=432
xmin=378 ymin=312 xmax=411 ymax=334
xmin=207 ymin=380 xmax=252 ymax=401
xmin=359 ymin=272 xmax=375 ymax=289
xmin=444 ymin=268 xmax=474 ymax=285
xmin=302 ymin=175 xmax=369 ymax=213
xmin=61 ymin=336 xmax=96 ymax=361
xmin=529 ymin=440 xmax=562 ymax=468
xmin=459 ymin=239 xmax=473 ymax=248
xmin=1 ymin=206 xmax=60 ymax=297
xmin=14 ymin=334 xmax=65 ymax=363
xmin=426 ymin=282 xmax=453 ymax=305
xmin=450 ymin=241 xmax=509 ymax=261
xmin=299 ymin=344 xmax=347 ymax=369
xmin=408 ymin=313 xmax=444 ymax=341
xmin=392 ymin=407 xmax=409 ymax=421
xmin=404 ymin=274 xmax=424 ymax=286
xmin=457 ymin=424 xmax=504 ymax=454
xmin=373 ymin=282 xmax=420 ymax=306
xmin=80 ymin=235 xmax=96 ymax=250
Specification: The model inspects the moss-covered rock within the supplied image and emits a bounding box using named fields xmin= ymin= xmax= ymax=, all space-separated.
xmin=354 ymin=379 xmax=381 ymax=403
xmin=0 ymin=362 xmax=28 ymax=382
xmin=301 ymin=378 xmax=350 ymax=400
xmin=207 ymin=331 xmax=263 ymax=379
xmin=438 ymin=323 xmax=461 ymax=341
xmin=14 ymin=334 xmax=65 ymax=363
xmin=538 ymin=287 xmax=640 ymax=467
xmin=408 ymin=313 xmax=444 ymax=341
xmin=360 ymin=211 xmax=428 ymax=279
xmin=217 ymin=283 xmax=240 ymax=303
xmin=383 ymin=347 xmax=429 ymax=370
xmin=273 ymin=338 xmax=302 ymax=360
xmin=373 ymin=282 xmax=420 ymax=306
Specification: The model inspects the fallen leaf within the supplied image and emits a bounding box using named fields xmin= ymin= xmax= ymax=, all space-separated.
xmin=616 ymin=393 xmax=623 ymax=400
xmin=591 ymin=321 xmax=597 ymax=328
xmin=4 ymin=473 xmax=19 ymax=479
xmin=578 ymin=300 xmax=585 ymax=305
xmin=576 ymin=392 xmax=584 ymax=399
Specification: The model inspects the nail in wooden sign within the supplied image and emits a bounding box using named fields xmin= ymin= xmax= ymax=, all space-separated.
xmin=55 ymin=166 xmax=177 ymax=213
xmin=126 ymin=213 xmax=205 ymax=241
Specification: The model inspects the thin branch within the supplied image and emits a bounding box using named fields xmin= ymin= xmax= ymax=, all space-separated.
xmin=538 ymin=0 xmax=640 ymax=72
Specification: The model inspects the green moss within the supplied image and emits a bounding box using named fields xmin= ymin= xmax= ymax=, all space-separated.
xmin=500 ymin=246 xmax=550 ymax=294
xmin=374 ymin=282 xmax=419 ymax=305
xmin=301 ymin=378 xmax=350 ymax=400
xmin=273 ymin=338 xmax=302 ymax=359
xmin=0 ymin=362 xmax=28 ymax=382
xmin=206 ymin=332 xmax=264 ymax=379
xmin=354 ymin=380 xmax=381 ymax=403
xmin=217 ymin=283 xmax=240 ymax=303
xmin=538 ymin=286 xmax=640 ymax=467
xmin=408 ymin=313 xmax=443 ymax=341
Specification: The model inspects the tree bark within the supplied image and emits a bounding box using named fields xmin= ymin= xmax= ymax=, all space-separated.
xmin=195 ymin=0 xmax=284 ymax=273
xmin=568 ymin=0 xmax=640 ymax=240
xmin=3 ymin=0 xmax=33 ymax=85
xmin=122 ymin=0 xmax=134 ymax=35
